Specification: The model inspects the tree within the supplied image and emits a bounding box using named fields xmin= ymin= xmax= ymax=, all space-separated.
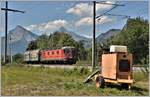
xmin=26 ymin=41 xmax=37 ymax=50
xmin=76 ymin=40 xmax=87 ymax=60
xmin=36 ymin=34 xmax=49 ymax=49
xmin=48 ymin=32 xmax=77 ymax=49
xmin=13 ymin=53 xmax=24 ymax=63
xmin=107 ymin=17 xmax=149 ymax=64
xmin=26 ymin=32 xmax=89 ymax=61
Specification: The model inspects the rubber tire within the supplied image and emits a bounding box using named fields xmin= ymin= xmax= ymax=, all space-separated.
xmin=96 ymin=76 xmax=105 ymax=88
xmin=121 ymin=83 xmax=129 ymax=90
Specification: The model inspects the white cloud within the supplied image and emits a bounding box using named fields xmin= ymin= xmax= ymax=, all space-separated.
xmin=66 ymin=1 xmax=114 ymax=16
xmin=26 ymin=19 xmax=68 ymax=34
xmin=75 ymin=17 xmax=93 ymax=26
xmin=96 ymin=1 xmax=114 ymax=11
xmin=67 ymin=3 xmax=92 ymax=17
xmin=75 ymin=16 xmax=114 ymax=26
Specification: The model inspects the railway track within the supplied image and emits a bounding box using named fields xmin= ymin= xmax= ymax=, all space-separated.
xmin=24 ymin=64 xmax=147 ymax=72
xmin=25 ymin=64 xmax=91 ymax=69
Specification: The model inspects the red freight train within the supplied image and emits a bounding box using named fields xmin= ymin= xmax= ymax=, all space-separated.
xmin=24 ymin=46 xmax=77 ymax=64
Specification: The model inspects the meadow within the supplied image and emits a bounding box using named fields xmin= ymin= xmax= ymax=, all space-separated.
xmin=1 ymin=64 xmax=149 ymax=96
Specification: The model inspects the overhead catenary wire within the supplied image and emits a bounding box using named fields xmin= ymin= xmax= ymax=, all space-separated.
xmin=104 ymin=13 xmax=129 ymax=18
xmin=96 ymin=5 xmax=124 ymax=20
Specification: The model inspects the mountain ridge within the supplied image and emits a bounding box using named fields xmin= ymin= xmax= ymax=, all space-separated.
xmin=96 ymin=29 xmax=121 ymax=44
xmin=1 ymin=25 xmax=122 ymax=57
xmin=1 ymin=25 xmax=39 ymax=56
xmin=56 ymin=26 xmax=92 ymax=48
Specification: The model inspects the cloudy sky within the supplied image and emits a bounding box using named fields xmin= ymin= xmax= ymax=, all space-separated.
xmin=0 ymin=1 xmax=148 ymax=38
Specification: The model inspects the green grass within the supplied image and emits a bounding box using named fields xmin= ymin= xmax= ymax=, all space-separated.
xmin=75 ymin=60 xmax=92 ymax=66
xmin=1 ymin=64 xmax=149 ymax=96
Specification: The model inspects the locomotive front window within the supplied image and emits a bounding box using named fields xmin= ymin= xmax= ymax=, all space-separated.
xmin=64 ymin=48 xmax=70 ymax=54
xmin=119 ymin=60 xmax=130 ymax=72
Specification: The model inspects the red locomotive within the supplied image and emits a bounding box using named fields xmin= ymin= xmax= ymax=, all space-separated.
xmin=24 ymin=46 xmax=77 ymax=64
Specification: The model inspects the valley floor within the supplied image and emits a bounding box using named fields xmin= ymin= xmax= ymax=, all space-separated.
xmin=1 ymin=64 xmax=149 ymax=96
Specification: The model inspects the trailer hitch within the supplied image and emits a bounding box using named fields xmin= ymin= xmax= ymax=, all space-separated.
xmin=83 ymin=69 xmax=100 ymax=83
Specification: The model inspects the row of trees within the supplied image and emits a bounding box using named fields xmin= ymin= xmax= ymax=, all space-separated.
xmin=27 ymin=32 xmax=91 ymax=61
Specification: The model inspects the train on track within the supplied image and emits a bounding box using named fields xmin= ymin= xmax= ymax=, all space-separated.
xmin=24 ymin=46 xmax=77 ymax=64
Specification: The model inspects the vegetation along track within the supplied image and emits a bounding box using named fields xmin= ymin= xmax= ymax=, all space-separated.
xmin=25 ymin=64 xmax=146 ymax=72
xmin=25 ymin=64 xmax=91 ymax=69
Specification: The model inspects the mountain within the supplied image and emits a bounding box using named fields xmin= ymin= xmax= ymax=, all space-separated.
xmin=56 ymin=27 xmax=121 ymax=48
xmin=96 ymin=29 xmax=121 ymax=44
xmin=56 ymin=26 xmax=92 ymax=48
xmin=1 ymin=25 xmax=121 ymax=58
xmin=1 ymin=25 xmax=38 ymax=56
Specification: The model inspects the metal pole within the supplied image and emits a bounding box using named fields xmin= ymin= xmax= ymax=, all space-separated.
xmin=1 ymin=1 xmax=25 ymax=63
xmin=10 ymin=35 xmax=12 ymax=62
xmin=5 ymin=1 xmax=8 ymax=63
xmin=92 ymin=1 xmax=96 ymax=71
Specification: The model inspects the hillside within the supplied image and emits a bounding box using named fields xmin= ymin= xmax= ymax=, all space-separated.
xmin=96 ymin=29 xmax=121 ymax=44
xmin=1 ymin=26 xmax=122 ymax=57
xmin=1 ymin=25 xmax=38 ymax=56
xmin=56 ymin=26 xmax=92 ymax=48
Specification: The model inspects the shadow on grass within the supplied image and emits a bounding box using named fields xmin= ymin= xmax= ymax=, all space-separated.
xmin=105 ymin=84 xmax=148 ymax=95
xmin=131 ymin=86 xmax=149 ymax=95
xmin=105 ymin=84 xmax=122 ymax=90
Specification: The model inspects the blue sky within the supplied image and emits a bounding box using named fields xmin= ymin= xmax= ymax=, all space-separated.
xmin=0 ymin=1 xmax=149 ymax=38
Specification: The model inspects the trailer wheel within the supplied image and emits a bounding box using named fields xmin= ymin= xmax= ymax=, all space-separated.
xmin=96 ymin=76 xmax=105 ymax=88
xmin=121 ymin=83 xmax=130 ymax=90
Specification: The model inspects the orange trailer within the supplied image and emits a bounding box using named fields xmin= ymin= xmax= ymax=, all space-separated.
xmin=95 ymin=45 xmax=134 ymax=89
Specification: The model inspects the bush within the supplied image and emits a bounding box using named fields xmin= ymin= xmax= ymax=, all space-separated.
xmin=13 ymin=53 xmax=24 ymax=63
xmin=63 ymin=67 xmax=90 ymax=76
xmin=140 ymin=55 xmax=149 ymax=76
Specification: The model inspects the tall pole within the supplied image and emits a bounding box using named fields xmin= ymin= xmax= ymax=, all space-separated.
xmin=5 ymin=1 xmax=8 ymax=63
xmin=1 ymin=1 xmax=25 ymax=63
xmin=92 ymin=1 xmax=96 ymax=71
xmin=92 ymin=2 xmax=124 ymax=71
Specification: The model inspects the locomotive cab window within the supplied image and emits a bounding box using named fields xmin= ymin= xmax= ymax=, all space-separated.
xmin=64 ymin=48 xmax=70 ymax=54
xmin=119 ymin=60 xmax=130 ymax=72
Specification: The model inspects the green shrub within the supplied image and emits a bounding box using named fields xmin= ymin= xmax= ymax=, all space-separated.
xmin=140 ymin=55 xmax=149 ymax=76
xmin=13 ymin=53 xmax=24 ymax=63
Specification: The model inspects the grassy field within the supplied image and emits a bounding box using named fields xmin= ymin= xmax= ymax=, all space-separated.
xmin=1 ymin=64 xmax=149 ymax=96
